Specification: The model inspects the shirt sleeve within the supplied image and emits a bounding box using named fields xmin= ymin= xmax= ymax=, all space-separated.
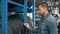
xmin=47 ymin=19 xmax=58 ymax=34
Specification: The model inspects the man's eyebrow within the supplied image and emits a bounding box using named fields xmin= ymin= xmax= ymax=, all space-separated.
xmin=41 ymin=5 xmax=46 ymax=8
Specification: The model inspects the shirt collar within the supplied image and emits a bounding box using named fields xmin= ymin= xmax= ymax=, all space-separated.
xmin=42 ymin=13 xmax=50 ymax=19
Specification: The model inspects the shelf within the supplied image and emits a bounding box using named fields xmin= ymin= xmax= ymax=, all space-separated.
xmin=8 ymin=0 xmax=32 ymax=13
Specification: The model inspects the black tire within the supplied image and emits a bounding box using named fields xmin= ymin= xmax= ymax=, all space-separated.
xmin=0 ymin=19 xmax=3 ymax=34
xmin=0 ymin=28 xmax=3 ymax=34
xmin=8 ymin=15 xmax=27 ymax=34
xmin=8 ymin=14 xmax=32 ymax=34
xmin=0 ymin=14 xmax=32 ymax=34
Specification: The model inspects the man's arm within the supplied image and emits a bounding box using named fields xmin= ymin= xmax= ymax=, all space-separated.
xmin=48 ymin=19 xmax=58 ymax=34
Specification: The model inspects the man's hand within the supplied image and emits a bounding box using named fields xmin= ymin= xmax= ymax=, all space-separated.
xmin=24 ymin=23 xmax=31 ymax=29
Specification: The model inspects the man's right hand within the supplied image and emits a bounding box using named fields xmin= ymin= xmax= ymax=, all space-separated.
xmin=24 ymin=23 xmax=31 ymax=29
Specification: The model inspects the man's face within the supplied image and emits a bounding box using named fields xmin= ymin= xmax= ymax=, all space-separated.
xmin=37 ymin=5 xmax=45 ymax=15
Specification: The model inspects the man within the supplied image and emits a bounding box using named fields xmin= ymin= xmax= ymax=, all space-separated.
xmin=36 ymin=2 xmax=58 ymax=34
xmin=25 ymin=2 xmax=58 ymax=34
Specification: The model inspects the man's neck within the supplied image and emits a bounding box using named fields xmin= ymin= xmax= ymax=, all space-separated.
xmin=43 ymin=11 xmax=48 ymax=17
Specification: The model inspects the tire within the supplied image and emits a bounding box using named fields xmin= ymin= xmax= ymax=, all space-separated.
xmin=0 ymin=14 xmax=32 ymax=34
xmin=8 ymin=14 xmax=32 ymax=34
xmin=0 ymin=19 xmax=3 ymax=34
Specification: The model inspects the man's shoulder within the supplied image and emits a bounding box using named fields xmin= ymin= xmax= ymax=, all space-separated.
xmin=47 ymin=14 xmax=56 ymax=22
xmin=46 ymin=14 xmax=57 ymax=26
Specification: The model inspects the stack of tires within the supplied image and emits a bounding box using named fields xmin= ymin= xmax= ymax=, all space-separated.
xmin=0 ymin=14 xmax=32 ymax=34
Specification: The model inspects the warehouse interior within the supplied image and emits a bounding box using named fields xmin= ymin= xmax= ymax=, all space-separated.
xmin=0 ymin=0 xmax=60 ymax=34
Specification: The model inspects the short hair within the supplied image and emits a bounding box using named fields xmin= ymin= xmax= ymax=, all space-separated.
xmin=36 ymin=2 xmax=48 ymax=9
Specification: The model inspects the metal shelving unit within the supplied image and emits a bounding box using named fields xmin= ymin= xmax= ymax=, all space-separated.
xmin=0 ymin=0 xmax=60 ymax=34
xmin=0 ymin=0 xmax=35 ymax=34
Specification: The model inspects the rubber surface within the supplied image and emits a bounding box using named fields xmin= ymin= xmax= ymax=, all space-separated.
xmin=0 ymin=14 xmax=32 ymax=34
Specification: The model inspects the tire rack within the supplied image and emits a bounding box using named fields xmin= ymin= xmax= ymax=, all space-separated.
xmin=0 ymin=0 xmax=35 ymax=34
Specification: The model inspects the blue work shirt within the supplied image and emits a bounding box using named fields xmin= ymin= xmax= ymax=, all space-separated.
xmin=37 ymin=13 xmax=58 ymax=34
